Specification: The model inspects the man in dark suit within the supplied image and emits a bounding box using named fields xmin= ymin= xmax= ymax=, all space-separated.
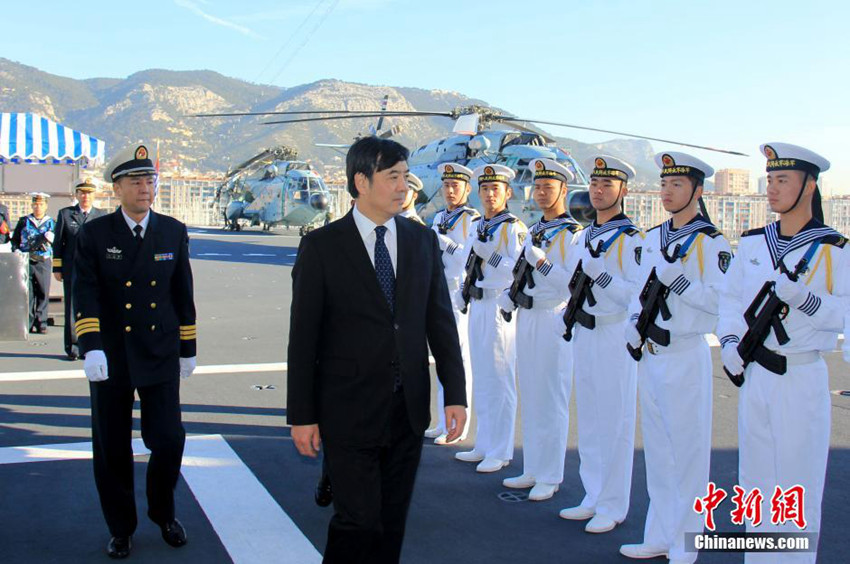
xmin=287 ymin=136 xmax=467 ymax=564
xmin=74 ymin=143 xmax=196 ymax=559
xmin=53 ymin=178 xmax=107 ymax=359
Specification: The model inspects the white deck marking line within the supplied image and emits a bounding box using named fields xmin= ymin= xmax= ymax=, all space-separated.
xmin=181 ymin=435 xmax=322 ymax=563
xmin=0 ymin=435 xmax=322 ymax=563
xmin=0 ymin=362 xmax=288 ymax=383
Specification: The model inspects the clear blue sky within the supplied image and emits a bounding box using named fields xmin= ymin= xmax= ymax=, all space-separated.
xmin=3 ymin=0 xmax=849 ymax=191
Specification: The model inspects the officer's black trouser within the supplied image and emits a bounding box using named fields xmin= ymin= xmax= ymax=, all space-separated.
xmin=89 ymin=379 xmax=185 ymax=537
xmin=62 ymin=272 xmax=76 ymax=355
xmin=28 ymin=258 xmax=50 ymax=330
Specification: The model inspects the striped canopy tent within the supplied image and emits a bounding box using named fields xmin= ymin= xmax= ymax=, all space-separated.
xmin=0 ymin=112 xmax=105 ymax=165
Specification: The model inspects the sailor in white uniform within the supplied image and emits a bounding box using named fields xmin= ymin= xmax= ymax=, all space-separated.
xmin=718 ymin=143 xmax=850 ymax=564
xmin=558 ymin=156 xmax=642 ymax=533
xmin=399 ymin=173 xmax=424 ymax=224
xmin=452 ymin=164 xmax=527 ymax=473
xmin=425 ymin=163 xmax=479 ymax=444
xmin=621 ymin=152 xmax=731 ymax=564
xmin=498 ymin=158 xmax=582 ymax=501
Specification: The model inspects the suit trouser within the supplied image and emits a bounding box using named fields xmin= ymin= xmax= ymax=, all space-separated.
xmin=322 ymin=391 xmax=422 ymax=564
xmin=434 ymin=305 xmax=473 ymax=438
xmin=28 ymin=259 xmax=51 ymax=329
xmin=515 ymin=304 xmax=572 ymax=484
xmin=62 ymin=273 xmax=76 ymax=355
xmin=89 ymin=379 xmax=185 ymax=537
xmin=468 ymin=294 xmax=517 ymax=461
xmin=573 ymin=319 xmax=637 ymax=521
xmin=638 ymin=336 xmax=712 ymax=564
xmin=740 ymin=358 xmax=829 ymax=564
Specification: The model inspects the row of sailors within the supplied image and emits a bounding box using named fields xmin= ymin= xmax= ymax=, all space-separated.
xmin=420 ymin=144 xmax=846 ymax=564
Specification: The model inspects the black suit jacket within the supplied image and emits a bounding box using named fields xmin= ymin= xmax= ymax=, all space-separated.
xmin=53 ymin=204 xmax=107 ymax=275
xmin=73 ymin=209 xmax=196 ymax=387
xmin=287 ymin=210 xmax=466 ymax=444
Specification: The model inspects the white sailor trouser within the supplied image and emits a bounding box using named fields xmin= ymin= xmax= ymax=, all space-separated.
xmin=573 ymin=318 xmax=637 ymax=522
xmin=639 ymin=336 xmax=712 ymax=564
xmin=468 ymin=294 xmax=517 ymax=461
xmin=740 ymin=358 xmax=830 ymax=564
xmin=435 ymin=305 xmax=473 ymax=438
xmin=515 ymin=303 xmax=571 ymax=484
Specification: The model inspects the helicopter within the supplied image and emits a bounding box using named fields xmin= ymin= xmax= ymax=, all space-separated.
xmin=196 ymin=102 xmax=746 ymax=227
xmin=214 ymin=145 xmax=333 ymax=235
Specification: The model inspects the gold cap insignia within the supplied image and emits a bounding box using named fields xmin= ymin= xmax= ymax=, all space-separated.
xmin=135 ymin=145 xmax=148 ymax=160
xmin=661 ymin=154 xmax=675 ymax=167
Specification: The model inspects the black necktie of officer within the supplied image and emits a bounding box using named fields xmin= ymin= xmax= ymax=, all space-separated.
xmin=133 ymin=224 xmax=143 ymax=246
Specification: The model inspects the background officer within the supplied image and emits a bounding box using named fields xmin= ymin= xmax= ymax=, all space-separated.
xmin=74 ymin=142 xmax=197 ymax=559
xmin=53 ymin=178 xmax=107 ymax=359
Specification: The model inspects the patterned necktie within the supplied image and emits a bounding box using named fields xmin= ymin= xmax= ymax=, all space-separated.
xmin=374 ymin=225 xmax=395 ymax=313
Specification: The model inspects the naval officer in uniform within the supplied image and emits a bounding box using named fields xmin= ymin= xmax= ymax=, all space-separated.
xmin=74 ymin=143 xmax=197 ymax=559
xmin=718 ymin=143 xmax=850 ymax=564
xmin=621 ymin=152 xmax=731 ymax=563
xmin=425 ymin=162 xmax=479 ymax=444
xmin=12 ymin=192 xmax=55 ymax=333
xmin=399 ymin=172 xmax=425 ymax=224
xmin=498 ymin=158 xmax=582 ymax=501
xmin=559 ymin=156 xmax=642 ymax=533
xmin=53 ymin=178 xmax=107 ymax=359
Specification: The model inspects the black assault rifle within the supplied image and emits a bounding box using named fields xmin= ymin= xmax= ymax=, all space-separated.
xmin=501 ymin=249 xmax=536 ymax=321
xmin=724 ymin=254 xmax=814 ymax=387
xmin=460 ymin=238 xmax=486 ymax=314
xmin=562 ymin=260 xmax=598 ymax=341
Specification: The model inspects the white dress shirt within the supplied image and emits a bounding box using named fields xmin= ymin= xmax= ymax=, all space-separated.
xmin=121 ymin=209 xmax=151 ymax=238
xmin=352 ymin=203 xmax=397 ymax=274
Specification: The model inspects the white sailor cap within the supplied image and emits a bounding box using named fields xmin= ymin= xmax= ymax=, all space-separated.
xmin=30 ymin=192 xmax=50 ymax=202
xmin=104 ymin=142 xmax=157 ymax=182
xmin=407 ymin=172 xmax=423 ymax=192
xmin=529 ymin=158 xmax=575 ymax=184
xmin=438 ymin=162 xmax=473 ymax=182
xmin=472 ymin=164 xmax=516 ymax=188
xmin=587 ymin=155 xmax=635 ymax=182
xmin=760 ymin=142 xmax=830 ymax=177
xmin=654 ymin=151 xmax=714 ymax=181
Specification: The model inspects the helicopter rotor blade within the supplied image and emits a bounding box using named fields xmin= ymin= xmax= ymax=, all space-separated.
xmin=193 ymin=109 xmax=453 ymax=118
xmin=495 ymin=116 xmax=748 ymax=156
xmin=262 ymin=112 xmax=449 ymax=125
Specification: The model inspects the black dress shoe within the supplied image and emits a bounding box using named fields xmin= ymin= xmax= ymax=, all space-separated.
xmin=315 ymin=473 xmax=333 ymax=507
xmin=66 ymin=351 xmax=78 ymax=361
xmin=161 ymin=519 xmax=188 ymax=548
xmin=107 ymin=536 xmax=132 ymax=559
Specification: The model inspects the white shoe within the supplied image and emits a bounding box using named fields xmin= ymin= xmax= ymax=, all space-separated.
xmin=618 ymin=543 xmax=668 ymax=559
xmin=585 ymin=514 xmax=618 ymax=533
xmin=455 ymin=450 xmax=485 ymax=463
xmin=424 ymin=427 xmax=443 ymax=439
xmin=559 ymin=506 xmax=595 ymax=520
xmin=528 ymin=482 xmax=559 ymax=501
xmin=433 ymin=434 xmax=448 ymax=445
xmin=475 ymin=458 xmax=508 ymax=473
xmin=502 ymin=474 xmax=535 ymax=489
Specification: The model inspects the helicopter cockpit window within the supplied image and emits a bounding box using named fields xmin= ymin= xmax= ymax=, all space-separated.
xmin=288 ymin=178 xmax=310 ymax=200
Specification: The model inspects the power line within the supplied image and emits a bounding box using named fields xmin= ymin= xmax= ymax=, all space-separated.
xmin=266 ymin=0 xmax=340 ymax=87
xmin=253 ymin=0 xmax=328 ymax=85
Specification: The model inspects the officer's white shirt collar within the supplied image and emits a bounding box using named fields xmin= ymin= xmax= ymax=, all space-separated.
xmin=352 ymin=202 xmax=397 ymax=272
xmin=122 ymin=208 xmax=151 ymax=238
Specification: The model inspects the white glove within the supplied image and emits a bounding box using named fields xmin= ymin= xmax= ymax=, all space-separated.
xmin=657 ymin=260 xmax=685 ymax=287
xmin=497 ymin=290 xmax=516 ymax=314
xmin=44 ymin=231 xmax=55 ymax=243
xmin=13 ymin=249 xmax=22 ymax=256
xmin=84 ymin=350 xmax=109 ymax=382
xmin=524 ymin=244 xmax=546 ymax=267
xmin=471 ymin=236 xmax=498 ymax=260
xmin=180 ymin=356 xmax=197 ymax=380
xmin=721 ymin=343 xmax=745 ymax=376
xmin=581 ymin=256 xmax=605 ymax=280
xmin=624 ymin=323 xmax=642 ymax=350
xmin=436 ymin=233 xmax=454 ymax=252
xmin=451 ymin=289 xmax=466 ymax=312
xmin=775 ymin=274 xmax=807 ymax=308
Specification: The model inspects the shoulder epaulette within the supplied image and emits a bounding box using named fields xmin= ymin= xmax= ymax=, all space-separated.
xmin=823 ymin=234 xmax=847 ymax=248
xmin=741 ymin=227 xmax=765 ymax=237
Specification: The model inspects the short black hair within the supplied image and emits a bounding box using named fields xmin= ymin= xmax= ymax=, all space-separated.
xmin=346 ymin=136 xmax=410 ymax=198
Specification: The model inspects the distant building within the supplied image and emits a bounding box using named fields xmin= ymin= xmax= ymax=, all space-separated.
xmin=824 ymin=197 xmax=850 ymax=235
xmin=155 ymin=173 xmax=224 ymax=226
xmin=715 ymin=168 xmax=751 ymax=195
xmin=757 ymin=176 xmax=767 ymax=195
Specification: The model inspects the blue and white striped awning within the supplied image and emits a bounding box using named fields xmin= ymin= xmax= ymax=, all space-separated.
xmin=0 ymin=112 xmax=105 ymax=165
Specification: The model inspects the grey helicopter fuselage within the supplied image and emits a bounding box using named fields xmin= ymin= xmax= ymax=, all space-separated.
xmin=222 ymin=160 xmax=331 ymax=232
xmin=409 ymin=129 xmax=594 ymax=227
